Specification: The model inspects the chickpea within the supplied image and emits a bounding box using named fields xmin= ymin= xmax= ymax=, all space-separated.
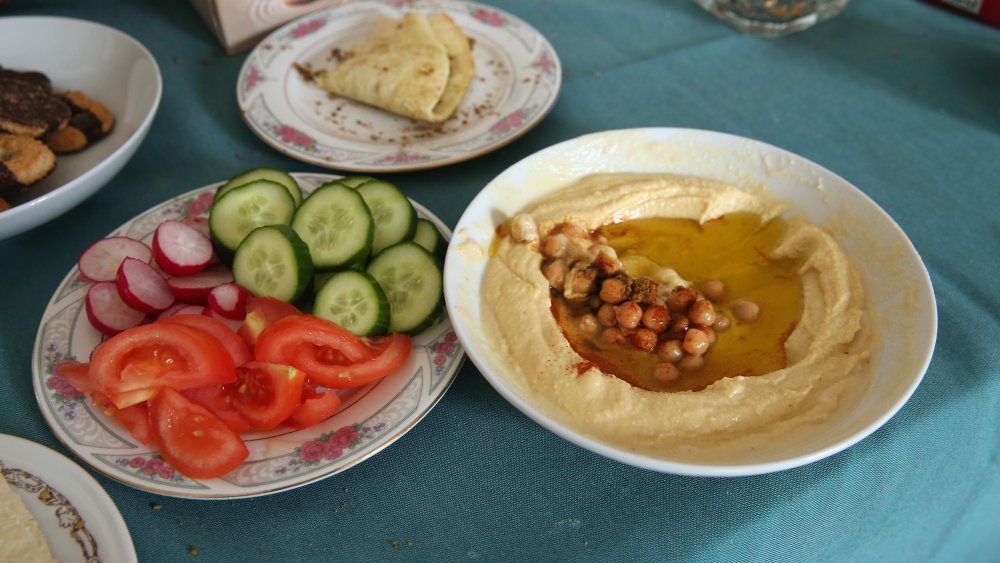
xmin=656 ymin=339 xmax=684 ymax=363
xmin=732 ymin=299 xmax=761 ymax=323
xmin=578 ymin=313 xmax=600 ymax=334
xmin=597 ymin=303 xmax=617 ymax=327
xmin=699 ymin=325 xmax=717 ymax=346
xmin=564 ymin=266 xmax=597 ymax=300
xmin=542 ymin=260 xmax=568 ymax=290
xmin=701 ymin=279 xmax=726 ymax=302
xmin=653 ymin=362 xmax=680 ymax=383
xmin=554 ymin=222 xmax=589 ymax=240
xmin=541 ymin=234 xmax=568 ymax=260
xmin=713 ymin=313 xmax=731 ymax=332
xmin=510 ymin=213 xmax=538 ymax=243
xmin=601 ymin=327 xmax=626 ymax=346
xmin=630 ymin=328 xmax=658 ymax=352
xmin=666 ymin=315 xmax=690 ymax=339
xmin=687 ymin=299 xmax=716 ymax=326
xmin=682 ymin=327 xmax=710 ymax=356
xmin=592 ymin=247 xmax=621 ymax=276
xmin=678 ymin=354 xmax=705 ymax=372
xmin=614 ymin=301 xmax=643 ymax=330
xmin=599 ymin=277 xmax=629 ymax=304
xmin=666 ymin=286 xmax=697 ymax=313
xmin=641 ymin=304 xmax=669 ymax=332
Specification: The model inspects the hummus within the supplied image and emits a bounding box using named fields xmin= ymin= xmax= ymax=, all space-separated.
xmin=481 ymin=173 xmax=872 ymax=461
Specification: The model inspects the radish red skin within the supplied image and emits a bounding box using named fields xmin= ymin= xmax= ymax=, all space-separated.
xmin=166 ymin=269 xmax=234 ymax=304
xmin=206 ymin=283 xmax=250 ymax=320
xmin=78 ymin=237 xmax=152 ymax=282
xmin=86 ymin=281 xmax=147 ymax=335
xmin=152 ymin=220 xmax=213 ymax=276
xmin=116 ymin=257 xmax=176 ymax=314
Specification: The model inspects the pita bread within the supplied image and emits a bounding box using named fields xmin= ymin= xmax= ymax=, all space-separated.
xmin=317 ymin=12 xmax=474 ymax=123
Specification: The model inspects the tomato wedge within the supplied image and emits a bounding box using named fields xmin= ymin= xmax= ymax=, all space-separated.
xmin=182 ymin=385 xmax=251 ymax=434
xmin=161 ymin=314 xmax=252 ymax=366
xmin=254 ymin=315 xmax=373 ymax=371
xmin=89 ymin=323 xmax=236 ymax=406
xmin=55 ymin=360 xmax=154 ymax=445
xmin=54 ymin=360 xmax=94 ymax=394
xmin=228 ymin=361 xmax=305 ymax=430
xmin=295 ymin=333 xmax=412 ymax=388
xmin=149 ymin=387 xmax=248 ymax=479
xmin=110 ymin=401 xmax=154 ymax=445
xmin=237 ymin=297 xmax=303 ymax=348
xmin=284 ymin=381 xmax=342 ymax=429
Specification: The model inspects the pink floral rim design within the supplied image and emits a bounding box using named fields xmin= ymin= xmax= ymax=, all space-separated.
xmin=33 ymin=173 xmax=465 ymax=498
xmin=235 ymin=0 xmax=562 ymax=172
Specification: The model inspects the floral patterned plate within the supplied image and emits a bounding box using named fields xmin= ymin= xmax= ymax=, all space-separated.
xmin=0 ymin=433 xmax=137 ymax=562
xmin=32 ymin=173 xmax=465 ymax=499
xmin=236 ymin=0 xmax=561 ymax=172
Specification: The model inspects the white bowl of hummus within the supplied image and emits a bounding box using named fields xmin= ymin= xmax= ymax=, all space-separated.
xmin=443 ymin=128 xmax=936 ymax=476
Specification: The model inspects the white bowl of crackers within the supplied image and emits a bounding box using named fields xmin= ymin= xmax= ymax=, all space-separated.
xmin=0 ymin=16 xmax=161 ymax=241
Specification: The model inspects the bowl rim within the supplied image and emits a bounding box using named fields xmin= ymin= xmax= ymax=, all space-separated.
xmin=444 ymin=126 xmax=938 ymax=477
xmin=0 ymin=16 xmax=163 ymax=240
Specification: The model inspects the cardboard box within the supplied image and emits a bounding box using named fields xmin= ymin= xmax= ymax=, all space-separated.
xmin=190 ymin=0 xmax=348 ymax=54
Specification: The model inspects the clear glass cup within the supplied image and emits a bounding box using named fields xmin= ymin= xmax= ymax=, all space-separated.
xmin=693 ymin=0 xmax=850 ymax=37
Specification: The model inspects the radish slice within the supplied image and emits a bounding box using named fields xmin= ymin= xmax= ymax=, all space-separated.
xmin=156 ymin=302 xmax=188 ymax=320
xmin=78 ymin=237 xmax=152 ymax=282
xmin=116 ymin=257 xmax=176 ymax=313
xmin=166 ymin=269 xmax=234 ymax=304
xmin=206 ymin=283 xmax=250 ymax=320
xmin=175 ymin=304 xmax=206 ymax=316
xmin=152 ymin=220 xmax=213 ymax=276
xmin=179 ymin=216 xmax=211 ymax=239
xmin=203 ymin=307 xmax=243 ymax=331
xmin=86 ymin=281 xmax=147 ymax=335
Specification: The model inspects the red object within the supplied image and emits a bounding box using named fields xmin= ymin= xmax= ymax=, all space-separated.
xmin=161 ymin=314 xmax=253 ymax=366
xmin=206 ymin=283 xmax=250 ymax=320
xmin=89 ymin=322 xmax=236 ymax=404
xmin=166 ymin=269 xmax=234 ymax=304
xmin=925 ymin=0 xmax=1000 ymax=27
xmin=152 ymin=220 xmax=214 ymax=276
xmin=285 ymin=382 xmax=342 ymax=429
xmin=149 ymin=387 xmax=249 ymax=479
xmin=181 ymin=385 xmax=251 ymax=434
xmin=78 ymin=236 xmax=151 ymax=282
xmin=85 ymin=281 xmax=147 ymax=335
xmin=116 ymin=257 xmax=175 ymax=313
xmin=228 ymin=361 xmax=305 ymax=430
xmin=292 ymin=333 xmax=411 ymax=389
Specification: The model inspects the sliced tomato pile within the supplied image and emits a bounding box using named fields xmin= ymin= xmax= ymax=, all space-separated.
xmin=56 ymin=296 xmax=412 ymax=480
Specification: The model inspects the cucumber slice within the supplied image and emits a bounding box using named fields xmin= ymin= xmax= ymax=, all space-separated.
xmin=411 ymin=218 xmax=445 ymax=257
xmin=356 ymin=180 xmax=417 ymax=255
xmin=291 ymin=182 xmax=374 ymax=270
xmin=314 ymin=270 xmax=390 ymax=336
xmin=337 ymin=175 xmax=377 ymax=188
xmin=216 ymin=168 xmax=303 ymax=207
xmin=209 ymin=179 xmax=297 ymax=256
xmin=366 ymin=241 xmax=443 ymax=335
xmin=232 ymin=225 xmax=314 ymax=303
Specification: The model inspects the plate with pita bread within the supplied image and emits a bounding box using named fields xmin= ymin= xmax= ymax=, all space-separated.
xmin=236 ymin=0 xmax=561 ymax=172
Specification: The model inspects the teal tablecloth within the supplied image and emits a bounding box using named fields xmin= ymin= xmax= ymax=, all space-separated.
xmin=2 ymin=0 xmax=999 ymax=561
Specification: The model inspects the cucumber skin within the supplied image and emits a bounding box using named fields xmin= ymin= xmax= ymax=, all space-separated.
xmin=366 ymin=241 xmax=444 ymax=335
xmin=233 ymin=224 xmax=315 ymax=304
xmin=217 ymin=167 xmax=303 ymax=207
xmin=411 ymin=218 xmax=446 ymax=259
